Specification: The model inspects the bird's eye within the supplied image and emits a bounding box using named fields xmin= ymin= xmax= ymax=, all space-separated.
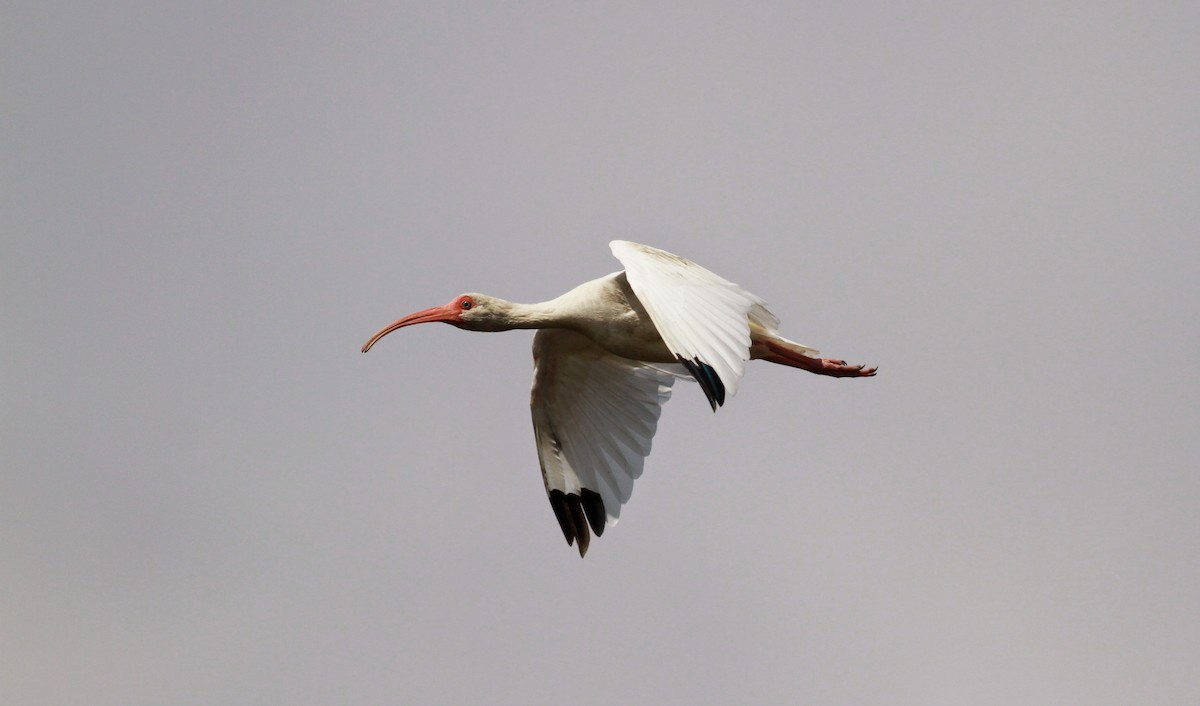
xmin=460 ymin=298 xmax=473 ymax=310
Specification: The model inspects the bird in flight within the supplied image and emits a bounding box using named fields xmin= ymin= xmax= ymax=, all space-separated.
xmin=362 ymin=241 xmax=875 ymax=556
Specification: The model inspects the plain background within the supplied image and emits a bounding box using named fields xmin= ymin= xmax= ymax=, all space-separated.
xmin=4 ymin=2 xmax=1198 ymax=704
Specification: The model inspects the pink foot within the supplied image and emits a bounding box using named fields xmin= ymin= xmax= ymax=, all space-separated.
xmin=813 ymin=358 xmax=877 ymax=378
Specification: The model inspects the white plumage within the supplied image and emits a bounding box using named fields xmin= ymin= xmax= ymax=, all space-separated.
xmin=362 ymin=241 xmax=875 ymax=556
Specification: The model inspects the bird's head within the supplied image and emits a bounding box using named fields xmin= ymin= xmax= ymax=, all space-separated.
xmin=361 ymin=293 xmax=516 ymax=352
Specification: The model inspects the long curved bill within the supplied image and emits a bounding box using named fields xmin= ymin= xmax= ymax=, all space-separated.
xmin=361 ymin=304 xmax=457 ymax=353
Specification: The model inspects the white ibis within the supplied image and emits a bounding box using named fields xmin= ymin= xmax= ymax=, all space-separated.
xmin=362 ymin=241 xmax=875 ymax=556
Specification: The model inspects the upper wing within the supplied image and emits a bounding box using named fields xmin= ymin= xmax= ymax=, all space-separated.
xmin=530 ymin=328 xmax=680 ymax=557
xmin=610 ymin=240 xmax=768 ymax=410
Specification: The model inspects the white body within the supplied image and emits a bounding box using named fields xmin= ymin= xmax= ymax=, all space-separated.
xmin=527 ymin=241 xmax=822 ymax=554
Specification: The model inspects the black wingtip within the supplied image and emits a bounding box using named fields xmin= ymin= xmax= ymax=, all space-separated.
xmin=677 ymin=356 xmax=725 ymax=411
xmin=580 ymin=488 xmax=606 ymax=537
xmin=548 ymin=489 xmax=576 ymax=547
xmin=547 ymin=489 xmax=592 ymax=557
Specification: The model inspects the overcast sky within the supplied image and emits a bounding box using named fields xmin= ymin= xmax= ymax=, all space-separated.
xmin=4 ymin=2 xmax=1198 ymax=704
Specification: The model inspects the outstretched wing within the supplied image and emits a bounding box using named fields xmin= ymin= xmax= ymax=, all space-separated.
xmin=610 ymin=240 xmax=769 ymax=410
xmin=531 ymin=329 xmax=680 ymax=557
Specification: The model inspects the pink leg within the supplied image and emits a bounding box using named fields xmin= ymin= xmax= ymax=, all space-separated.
xmin=759 ymin=339 xmax=877 ymax=378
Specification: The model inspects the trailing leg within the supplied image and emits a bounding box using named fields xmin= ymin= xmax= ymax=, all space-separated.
xmin=754 ymin=336 xmax=877 ymax=378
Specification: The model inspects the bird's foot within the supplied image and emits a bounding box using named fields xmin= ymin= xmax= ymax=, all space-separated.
xmin=812 ymin=358 xmax=877 ymax=378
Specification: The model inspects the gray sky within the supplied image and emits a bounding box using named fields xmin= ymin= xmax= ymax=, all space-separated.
xmin=4 ymin=2 xmax=1198 ymax=704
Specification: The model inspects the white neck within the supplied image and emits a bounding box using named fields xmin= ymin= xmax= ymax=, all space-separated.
xmin=470 ymin=275 xmax=616 ymax=333
xmin=503 ymin=299 xmax=571 ymax=329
